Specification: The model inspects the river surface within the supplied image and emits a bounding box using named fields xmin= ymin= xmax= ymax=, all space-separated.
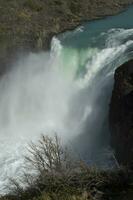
xmin=0 ymin=5 xmax=133 ymax=194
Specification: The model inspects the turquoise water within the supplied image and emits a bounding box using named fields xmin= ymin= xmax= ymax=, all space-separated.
xmin=50 ymin=5 xmax=133 ymax=166
xmin=59 ymin=5 xmax=133 ymax=49
xmin=51 ymin=6 xmax=133 ymax=81
xmin=0 ymin=5 xmax=133 ymax=193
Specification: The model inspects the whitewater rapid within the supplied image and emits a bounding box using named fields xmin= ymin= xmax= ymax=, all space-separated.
xmin=0 ymin=28 xmax=133 ymax=193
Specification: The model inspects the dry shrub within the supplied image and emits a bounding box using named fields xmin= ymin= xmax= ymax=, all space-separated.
xmin=23 ymin=0 xmax=43 ymax=12
xmin=5 ymin=134 xmax=132 ymax=200
xmin=17 ymin=9 xmax=31 ymax=21
xmin=7 ymin=135 xmax=83 ymax=199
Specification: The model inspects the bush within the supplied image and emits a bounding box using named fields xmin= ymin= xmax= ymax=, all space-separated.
xmin=25 ymin=134 xmax=76 ymax=174
xmin=17 ymin=9 xmax=31 ymax=21
xmin=3 ymin=135 xmax=133 ymax=200
xmin=6 ymin=135 xmax=84 ymax=199
xmin=23 ymin=0 xmax=43 ymax=12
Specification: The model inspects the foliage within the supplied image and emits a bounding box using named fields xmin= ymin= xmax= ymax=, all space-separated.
xmin=17 ymin=9 xmax=31 ymax=21
xmin=0 ymin=134 xmax=132 ymax=200
xmin=23 ymin=0 xmax=43 ymax=12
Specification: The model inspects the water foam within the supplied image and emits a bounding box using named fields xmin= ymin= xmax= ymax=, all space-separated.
xmin=0 ymin=28 xmax=133 ymax=193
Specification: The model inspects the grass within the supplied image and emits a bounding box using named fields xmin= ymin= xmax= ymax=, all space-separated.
xmin=23 ymin=0 xmax=43 ymax=12
xmin=17 ymin=9 xmax=31 ymax=21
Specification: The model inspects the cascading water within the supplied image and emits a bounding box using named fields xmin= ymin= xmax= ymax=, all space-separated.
xmin=0 ymin=6 xmax=133 ymax=193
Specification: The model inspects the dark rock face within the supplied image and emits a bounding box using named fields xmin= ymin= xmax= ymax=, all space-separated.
xmin=109 ymin=59 xmax=133 ymax=166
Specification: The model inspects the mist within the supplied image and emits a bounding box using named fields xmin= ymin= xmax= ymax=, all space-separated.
xmin=0 ymin=28 xmax=133 ymax=192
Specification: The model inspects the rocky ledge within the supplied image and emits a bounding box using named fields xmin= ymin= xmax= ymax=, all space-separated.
xmin=109 ymin=59 xmax=133 ymax=167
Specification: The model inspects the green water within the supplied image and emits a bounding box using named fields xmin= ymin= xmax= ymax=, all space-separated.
xmin=50 ymin=5 xmax=133 ymax=167
xmin=0 ymin=4 xmax=133 ymax=194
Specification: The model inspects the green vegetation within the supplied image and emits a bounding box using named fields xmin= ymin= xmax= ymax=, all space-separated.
xmin=0 ymin=134 xmax=133 ymax=200
xmin=0 ymin=0 xmax=133 ymax=198
xmin=23 ymin=0 xmax=43 ymax=12
xmin=0 ymin=0 xmax=132 ymax=74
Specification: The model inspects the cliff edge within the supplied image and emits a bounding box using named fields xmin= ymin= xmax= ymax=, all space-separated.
xmin=0 ymin=0 xmax=133 ymax=74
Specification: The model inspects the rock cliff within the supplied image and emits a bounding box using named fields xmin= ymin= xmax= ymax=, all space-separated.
xmin=109 ymin=59 xmax=133 ymax=166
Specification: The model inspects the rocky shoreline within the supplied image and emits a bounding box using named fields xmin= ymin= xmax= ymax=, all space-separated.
xmin=0 ymin=0 xmax=133 ymax=74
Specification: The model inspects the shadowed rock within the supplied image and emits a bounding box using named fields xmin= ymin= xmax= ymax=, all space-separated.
xmin=109 ymin=59 xmax=133 ymax=167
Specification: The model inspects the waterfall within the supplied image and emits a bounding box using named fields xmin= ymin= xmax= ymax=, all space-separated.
xmin=0 ymin=27 xmax=133 ymax=193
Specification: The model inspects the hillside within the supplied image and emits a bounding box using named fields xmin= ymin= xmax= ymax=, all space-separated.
xmin=0 ymin=0 xmax=133 ymax=74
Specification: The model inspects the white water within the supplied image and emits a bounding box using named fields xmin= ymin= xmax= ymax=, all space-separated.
xmin=0 ymin=28 xmax=133 ymax=193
